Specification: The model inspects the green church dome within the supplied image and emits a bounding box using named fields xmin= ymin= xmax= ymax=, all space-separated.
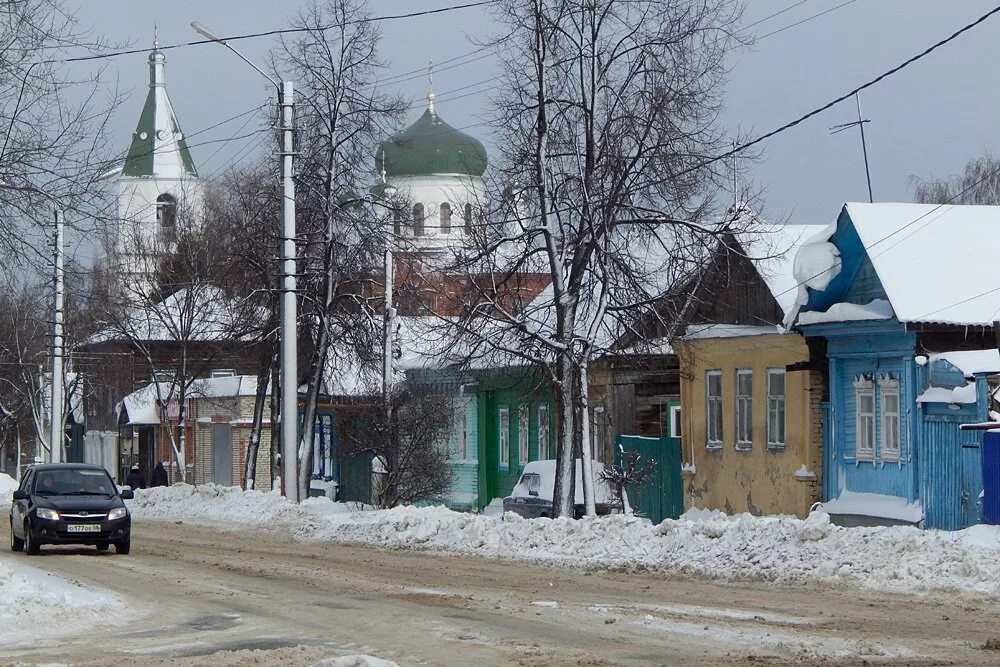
xmin=375 ymin=95 xmax=487 ymax=178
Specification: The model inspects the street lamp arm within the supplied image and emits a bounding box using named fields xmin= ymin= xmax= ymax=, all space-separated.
xmin=191 ymin=22 xmax=280 ymax=93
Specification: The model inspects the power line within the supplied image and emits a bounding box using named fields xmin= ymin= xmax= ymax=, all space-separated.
xmin=756 ymin=0 xmax=856 ymax=41
xmin=44 ymin=2 xmax=492 ymax=65
xmin=675 ymin=3 xmax=1000 ymax=180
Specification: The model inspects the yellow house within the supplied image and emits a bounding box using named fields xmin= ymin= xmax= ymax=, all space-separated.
xmin=676 ymin=328 xmax=823 ymax=518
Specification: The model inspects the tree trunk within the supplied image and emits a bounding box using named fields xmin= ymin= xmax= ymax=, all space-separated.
xmin=578 ymin=360 xmax=596 ymax=518
xmin=270 ymin=358 xmax=282 ymax=493
xmin=553 ymin=351 xmax=576 ymax=517
xmin=243 ymin=347 xmax=273 ymax=490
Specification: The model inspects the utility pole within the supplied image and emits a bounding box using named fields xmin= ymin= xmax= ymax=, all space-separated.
xmin=192 ymin=22 xmax=299 ymax=501
xmin=830 ymin=92 xmax=874 ymax=203
xmin=279 ymin=80 xmax=299 ymax=503
xmin=50 ymin=207 xmax=64 ymax=463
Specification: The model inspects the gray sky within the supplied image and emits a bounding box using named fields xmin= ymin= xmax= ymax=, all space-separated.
xmin=66 ymin=0 xmax=1000 ymax=227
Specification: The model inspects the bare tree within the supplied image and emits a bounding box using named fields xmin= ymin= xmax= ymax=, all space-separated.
xmin=441 ymin=0 xmax=750 ymax=517
xmin=911 ymin=151 xmax=1000 ymax=205
xmin=91 ymin=200 xmax=261 ymax=480
xmin=275 ymin=0 xmax=406 ymax=500
xmin=339 ymin=385 xmax=454 ymax=508
xmin=598 ymin=448 xmax=656 ymax=515
xmin=0 ymin=0 xmax=123 ymax=267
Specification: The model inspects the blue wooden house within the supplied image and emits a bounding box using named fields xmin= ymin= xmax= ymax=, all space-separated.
xmin=786 ymin=203 xmax=1000 ymax=530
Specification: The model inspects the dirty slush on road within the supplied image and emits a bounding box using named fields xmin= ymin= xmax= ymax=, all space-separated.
xmin=3 ymin=519 xmax=1000 ymax=666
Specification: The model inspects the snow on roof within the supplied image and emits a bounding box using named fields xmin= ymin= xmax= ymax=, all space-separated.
xmin=817 ymin=490 xmax=923 ymax=523
xmin=796 ymin=299 xmax=894 ymax=326
xmin=118 ymin=375 xmax=265 ymax=425
xmin=737 ymin=224 xmax=829 ymax=317
xmin=682 ymin=324 xmax=780 ymax=340
xmin=929 ymin=349 xmax=1000 ymax=377
xmin=797 ymin=203 xmax=1000 ymax=326
xmin=91 ymin=286 xmax=253 ymax=344
xmin=916 ymin=382 xmax=977 ymax=405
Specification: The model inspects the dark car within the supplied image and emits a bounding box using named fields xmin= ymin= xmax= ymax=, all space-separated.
xmin=9 ymin=463 xmax=134 ymax=555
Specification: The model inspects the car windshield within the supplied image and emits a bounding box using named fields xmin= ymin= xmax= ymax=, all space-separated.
xmin=34 ymin=469 xmax=114 ymax=496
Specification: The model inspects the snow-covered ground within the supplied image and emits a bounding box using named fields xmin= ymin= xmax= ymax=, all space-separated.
xmin=0 ymin=471 xmax=18 ymax=499
xmin=0 ymin=556 xmax=130 ymax=646
xmin=311 ymin=656 xmax=398 ymax=667
xmin=131 ymin=483 xmax=1000 ymax=597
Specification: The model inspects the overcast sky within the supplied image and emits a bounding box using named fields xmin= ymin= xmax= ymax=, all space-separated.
xmin=65 ymin=0 xmax=1000 ymax=229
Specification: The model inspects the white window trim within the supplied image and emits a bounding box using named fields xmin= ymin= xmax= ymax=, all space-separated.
xmin=706 ymin=371 xmax=723 ymax=450
xmin=670 ymin=405 xmax=682 ymax=440
xmin=735 ymin=369 xmax=753 ymax=451
xmin=766 ymin=368 xmax=786 ymax=451
xmin=878 ymin=374 xmax=901 ymax=462
xmin=854 ymin=376 xmax=875 ymax=462
xmin=498 ymin=406 xmax=510 ymax=468
xmin=518 ymin=405 xmax=529 ymax=466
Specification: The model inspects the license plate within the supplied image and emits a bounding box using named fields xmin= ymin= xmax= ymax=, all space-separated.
xmin=66 ymin=524 xmax=101 ymax=533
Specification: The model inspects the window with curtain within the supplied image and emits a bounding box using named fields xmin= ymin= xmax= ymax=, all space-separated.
xmin=735 ymin=369 xmax=753 ymax=450
xmin=538 ymin=404 xmax=550 ymax=459
xmin=879 ymin=375 xmax=900 ymax=461
xmin=767 ymin=369 xmax=786 ymax=450
xmin=518 ymin=405 xmax=529 ymax=465
xmin=855 ymin=376 xmax=875 ymax=461
xmin=498 ymin=406 xmax=509 ymax=467
xmin=706 ymin=371 xmax=722 ymax=449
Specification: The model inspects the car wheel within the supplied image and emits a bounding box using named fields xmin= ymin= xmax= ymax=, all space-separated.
xmin=23 ymin=522 xmax=39 ymax=555
xmin=9 ymin=519 xmax=23 ymax=552
xmin=114 ymin=538 xmax=130 ymax=555
xmin=96 ymin=542 xmax=109 ymax=552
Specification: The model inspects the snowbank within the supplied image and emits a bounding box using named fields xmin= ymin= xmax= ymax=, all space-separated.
xmin=312 ymin=657 xmax=398 ymax=667
xmin=817 ymin=490 xmax=923 ymax=523
xmin=0 ymin=472 xmax=17 ymax=500
xmin=131 ymin=484 xmax=1000 ymax=597
xmin=0 ymin=556 xmax=128 ymax=645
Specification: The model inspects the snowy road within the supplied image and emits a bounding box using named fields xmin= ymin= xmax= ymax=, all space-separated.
xmin=2 ymin=518 xmax=1000 ymax=666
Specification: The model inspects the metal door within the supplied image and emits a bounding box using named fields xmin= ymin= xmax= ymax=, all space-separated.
xmin=212 ymin=424 xmax=233 ymax=486
xmin=960 ymin=439 xmax=983 ymax=528
xmin=982 ymin=432 xmax=1000 ymax=525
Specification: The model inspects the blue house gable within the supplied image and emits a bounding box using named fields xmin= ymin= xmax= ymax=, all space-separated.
xmin=788 ymin=203 xmax=1000 ymax=530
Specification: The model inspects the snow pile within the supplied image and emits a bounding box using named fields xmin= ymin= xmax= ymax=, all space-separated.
xmin=132 ymin=484 xmax=1000 ymax=596
xmin=797 ymin=299 xmax=894 ymax=326
xmin=311 ymin=656 xmax=398 ymax=667
xmin=0 ymin=473 xmax=17 ymax=504
xmin=792 ymin=240 xmax=841 ymax=291
xmin=0 ymin=556 xmax=126 ymax=644
xmin=817 ymin=490 xmax=923 ymax=523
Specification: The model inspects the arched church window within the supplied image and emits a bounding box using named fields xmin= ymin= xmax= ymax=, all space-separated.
xmin=156 ymin=193 xmax=177 ymax=242
xmin=440 ymin=203 xmax=452 ymax=234
xmin=464 ymin=203 xmax=473 ymax=234
xmin=413 ymin=203 xmax=425 ymax=236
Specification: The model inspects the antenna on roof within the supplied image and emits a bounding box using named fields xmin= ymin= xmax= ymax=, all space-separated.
xmin=830 ymin=92 xmax=874 ymax=203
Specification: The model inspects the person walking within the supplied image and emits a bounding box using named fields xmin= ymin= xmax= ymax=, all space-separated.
xmin=151 ymin=461 xmax=169 ymax=487
xmin=125 ymin=464 xmax=145 ymax=490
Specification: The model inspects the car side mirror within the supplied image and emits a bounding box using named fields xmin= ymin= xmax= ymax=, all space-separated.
xmin=119 ymin=489 xmax=134 ymax=500
xmin=12 ymin=490 xmax=28 ymax=501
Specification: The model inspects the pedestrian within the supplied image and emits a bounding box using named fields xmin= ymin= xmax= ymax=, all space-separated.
xmin=151 ymin=461 xmax=169 ymax=487
xmin=126 ymin=464 xmax=145 ymax=490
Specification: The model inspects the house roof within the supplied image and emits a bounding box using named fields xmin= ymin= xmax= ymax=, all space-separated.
xmin=736 ymin=223 xmax=830 ymax=317
xmin=117 ymin=375 xmax=264 ymax=426
xmin=792 ymin=202 xmax=1000 ymax=327
xmin=928 ymin=349 xmax=1000 ymax=377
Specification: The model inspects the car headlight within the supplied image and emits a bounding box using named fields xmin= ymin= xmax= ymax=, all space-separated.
xmin=36 ymin=507 xmax=60 ymax=521
xmin=107 ymin=507 xmax=128 ymax=521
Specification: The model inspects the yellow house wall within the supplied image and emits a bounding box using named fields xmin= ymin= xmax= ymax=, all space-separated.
xmin=677 ymin=333 xmax=822 ymax=518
